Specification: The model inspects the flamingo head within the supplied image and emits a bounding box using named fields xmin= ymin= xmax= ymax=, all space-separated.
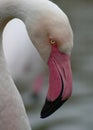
xmin=27 ymin=1 xmax=73 ymax=118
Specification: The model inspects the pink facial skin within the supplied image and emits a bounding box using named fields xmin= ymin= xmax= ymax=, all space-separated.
xmin=41 ymin=44 xmax=72 ymax=118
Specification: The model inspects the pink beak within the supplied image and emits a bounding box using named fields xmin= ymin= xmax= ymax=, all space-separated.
xmin=41 ymin=45 xmax=72 ymax=118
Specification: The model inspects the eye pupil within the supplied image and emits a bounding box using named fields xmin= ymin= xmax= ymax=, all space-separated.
xmin=50 ymin=39 xmax=56 ymax=44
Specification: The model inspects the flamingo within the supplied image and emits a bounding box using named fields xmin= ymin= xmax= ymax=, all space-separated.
xmin=3 ymin=18 xmax=45 ymax=97
xmin=0 ymin=0 xmax=73 ymax=129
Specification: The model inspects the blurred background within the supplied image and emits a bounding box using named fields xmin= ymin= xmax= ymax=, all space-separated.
xmin=3 ymin=0 xmax=93 ymax=130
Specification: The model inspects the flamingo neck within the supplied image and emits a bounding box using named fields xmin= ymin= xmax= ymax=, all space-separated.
xmin=0 ymin=0 xmax=34 ymax=76
xmin=0 ymin=0 xmax=23 ymax=84
xmin=0 ymin=1 xmax=31 ymax=129
xmin=0 ymin=0 xmax=51 ymax=62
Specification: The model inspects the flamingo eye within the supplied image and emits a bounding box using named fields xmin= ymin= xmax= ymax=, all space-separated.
xmin=50 ymin=39 xmax=56 ymax=45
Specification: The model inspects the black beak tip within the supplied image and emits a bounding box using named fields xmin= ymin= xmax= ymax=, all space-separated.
xmin=40 ymin=98 xmax=67 ymax=119
xmin=40 ymin=83 xmax=68 ymax=119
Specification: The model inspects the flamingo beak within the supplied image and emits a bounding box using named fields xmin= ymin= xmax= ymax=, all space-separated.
xmin=41 ymin=45 xmax=72 ymax=118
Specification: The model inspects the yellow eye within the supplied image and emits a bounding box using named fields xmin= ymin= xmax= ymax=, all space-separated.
xmin=50 ymin=39 xmax=56 ymax=45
